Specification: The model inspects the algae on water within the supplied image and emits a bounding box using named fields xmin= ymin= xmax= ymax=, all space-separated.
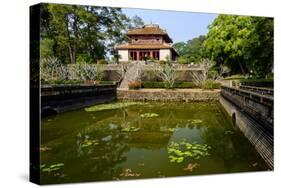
xmin=85 ymin=102 xmax=141 ymax=112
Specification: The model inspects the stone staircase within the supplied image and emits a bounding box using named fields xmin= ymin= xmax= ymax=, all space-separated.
xmin=119 ymin=63 xmax=142 ymax=89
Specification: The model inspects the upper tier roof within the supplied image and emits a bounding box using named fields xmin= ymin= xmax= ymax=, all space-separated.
xmin=127 ymin=24 xmax=173 ymax=43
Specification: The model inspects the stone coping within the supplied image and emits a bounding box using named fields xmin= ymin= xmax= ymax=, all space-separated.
xmin=117 ymin=88 xmax=220 ymax=102
xmin=117 ymin=88 xmax=220 ymax=92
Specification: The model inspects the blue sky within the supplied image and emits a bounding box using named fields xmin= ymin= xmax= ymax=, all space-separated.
xmin=122 ymin=8 xmax=217 ymax=43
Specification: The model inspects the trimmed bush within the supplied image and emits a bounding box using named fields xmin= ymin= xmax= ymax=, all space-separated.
xmin=142 ymin=81 xmax=196 ymax=89
xmin=97 ymin=59 xmax=108 ymax=64
xmin=159 ymin=60 xmax=167 ymax=64
xmin=240 ymin=79 xmax=273 ymax=88
xmin=98 ymin=81 xmax=116 ymax=85
xmin=41 ymin=79 xmax=83 ymax=85
xmin=202 ymin=80 xmax=221 ymax=90
xmin=41 ymin=80 xmax=116 ymax=86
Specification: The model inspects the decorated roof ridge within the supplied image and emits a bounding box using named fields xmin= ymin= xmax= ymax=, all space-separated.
xmin=127 ymin=23 xmax=168 ymax=36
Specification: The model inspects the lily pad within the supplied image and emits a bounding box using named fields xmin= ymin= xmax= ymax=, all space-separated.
xmin=81 ymin=139 xmax=99 ymax=147
xmin=122 ymin=127 xmax=140 ymax=132
xmin=41 ymin=163 xmax=64 ymax=173
xmin=140 ymin=113 xmax=159 ymax=118
xmin=187 ymin=119 xmax=203 ymax=124
xmin=85 ymin=102 xmax=142 ymax=112
xmin=167 ymin=139 xmax=211 ymax=163
xmin=167 ymin=128 xmax=176 ymax=132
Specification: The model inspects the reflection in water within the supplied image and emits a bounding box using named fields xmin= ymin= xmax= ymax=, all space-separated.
xmin=41 ymin=102 xmax=269 ymax=184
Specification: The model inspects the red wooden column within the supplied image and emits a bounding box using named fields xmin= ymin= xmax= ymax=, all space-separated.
xmin=137 ymin=51 xmax=140 ymax=62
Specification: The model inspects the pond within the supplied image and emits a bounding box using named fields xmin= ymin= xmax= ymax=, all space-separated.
xmin=40 ymin=101 xmax=269 ymax=184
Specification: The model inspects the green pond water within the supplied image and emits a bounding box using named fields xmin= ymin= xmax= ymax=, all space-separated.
xmin=40 ymin=101 xmax=269 ymax=184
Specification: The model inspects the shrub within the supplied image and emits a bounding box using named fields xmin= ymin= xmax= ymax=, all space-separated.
xmin=159 ymin=60 xmax=167 ymax=64
xmin=201 ymin=80 xmax=221 ymax=90
xmin=177 ymin=56 xmax=188 ymax=64
xmin=41 ymin=79 xmax=82 ymax=85
xmin=97 ymin=59 xmax=108 ymax=64
xmin=142 ymin=82 xmax=196 ymax=89
xmin=240 ymin=79 xmax=273 ymax=88
xmin=128 ymin=81 xmax=142 ymax=89
xmin=98 ymin=81 xmax=116 ymax=85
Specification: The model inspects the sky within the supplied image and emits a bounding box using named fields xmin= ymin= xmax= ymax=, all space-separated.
xmin=122 ymin=8 xmax=218 ymax=43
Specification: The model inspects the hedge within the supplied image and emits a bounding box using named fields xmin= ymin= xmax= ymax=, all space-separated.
xmin=240 ymin=79 xmax=273 ymax=88
xmin=41 ymin=80 xmax=116 ymax=85
xmin=142 ymin=81 xmax=196 ymax=88
xmin=142 ymin=81 xmax=221 ymax=89
xmin=41 ymin=79 xmax=83 ymax=85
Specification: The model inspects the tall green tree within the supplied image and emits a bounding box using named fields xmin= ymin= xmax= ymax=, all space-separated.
xmin=173 ymin=35 xmax=206 ymax=64
xmin=128 ymin=15 xmax=145 ymax=29
xmin=204 ymin=15 xmax=273 ymax=78
xmin=42 ymin=4 xmax=130 ymax=64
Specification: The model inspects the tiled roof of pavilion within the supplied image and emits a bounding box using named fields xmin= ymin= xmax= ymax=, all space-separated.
xmin=126 ymin=24 xmax=173 ymax=43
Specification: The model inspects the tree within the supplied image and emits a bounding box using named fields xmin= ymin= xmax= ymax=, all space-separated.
xmin=203 ymin=15 xmax=273 ymax=78
xmin=41 ymin=4 xmax=130 ymax=64
xmin=128 ymin=15 xmax=145 ymax=29
xmin=244 ymin=17 xmax=273 ymax=78
xmin=173 ymin=35 xmax=206 ymax=64
xmin=154 ymin=64 xmax=178 ymax=89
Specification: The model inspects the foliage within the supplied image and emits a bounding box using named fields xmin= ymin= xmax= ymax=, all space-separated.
xmin=176 ymin=56 xmax=188 ymax=64
xmin=41 ymin=79 xmax=82 ymax=85
xmin=75 ymin=64 xmax=97 ymax=81
xmin=40 ymin=57 xmax=68 ymax=80
xmin=71 ymin=64 xmax=104 ymax=81
xmin=159 ymin=60 xmax=167 ymax=64
xmin=191 ymin=59 xmax=213 ymax=87
xmin=41 ymin=4 xmax=135 ymax=64
xmin=128 ymin=81 xmax=142 ymax=89
xmin=173 ymin=35 xmax=206 ymax=64
xmin=97 ymin=59 xmax=108 ymax=64
xmin=40 ymin=38 xmax=54 ymax=58
xmin=201 ymin=80 xmax=215 ymax=90
xmin=140 ymin=113 xmax=159 ymax=118
xmin=85 ymin=102 xmax=142 ymax=112
xmin=167 ymin=139 xmax=211 ymax=163
xmin=142 ymin=81 xmax=196 ymax=89
xmin=141 ymin=70 xmax=160 ymax=82
xmin=127 ymin=15 xmax=145 ymax=29
xmin=204 ymin=15 xmax=273 ymax=78
xmin=223 ymin=75 xmax=245 ymax=80
xmin=154 ymin=64 xmax=178 ymax=89
xmin=240 ymin=79 xmax=273 ymax=88
xmin=41 ymin=163 xmax=64 ymax=173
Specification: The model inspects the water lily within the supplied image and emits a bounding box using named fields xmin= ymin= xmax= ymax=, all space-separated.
xmin=167 ymin=139 xmax=211 ymax=163
xmin=140 ymin=113 xmax=159 ymax=118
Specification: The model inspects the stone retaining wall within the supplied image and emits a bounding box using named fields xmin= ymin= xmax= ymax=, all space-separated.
xmin=117 ymin=88 xmax=220 ymax=102
xmin=41 ymin=84 xmax=117 ymax=116
xmin=220 ymin=96 xmax=273 ymax=169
